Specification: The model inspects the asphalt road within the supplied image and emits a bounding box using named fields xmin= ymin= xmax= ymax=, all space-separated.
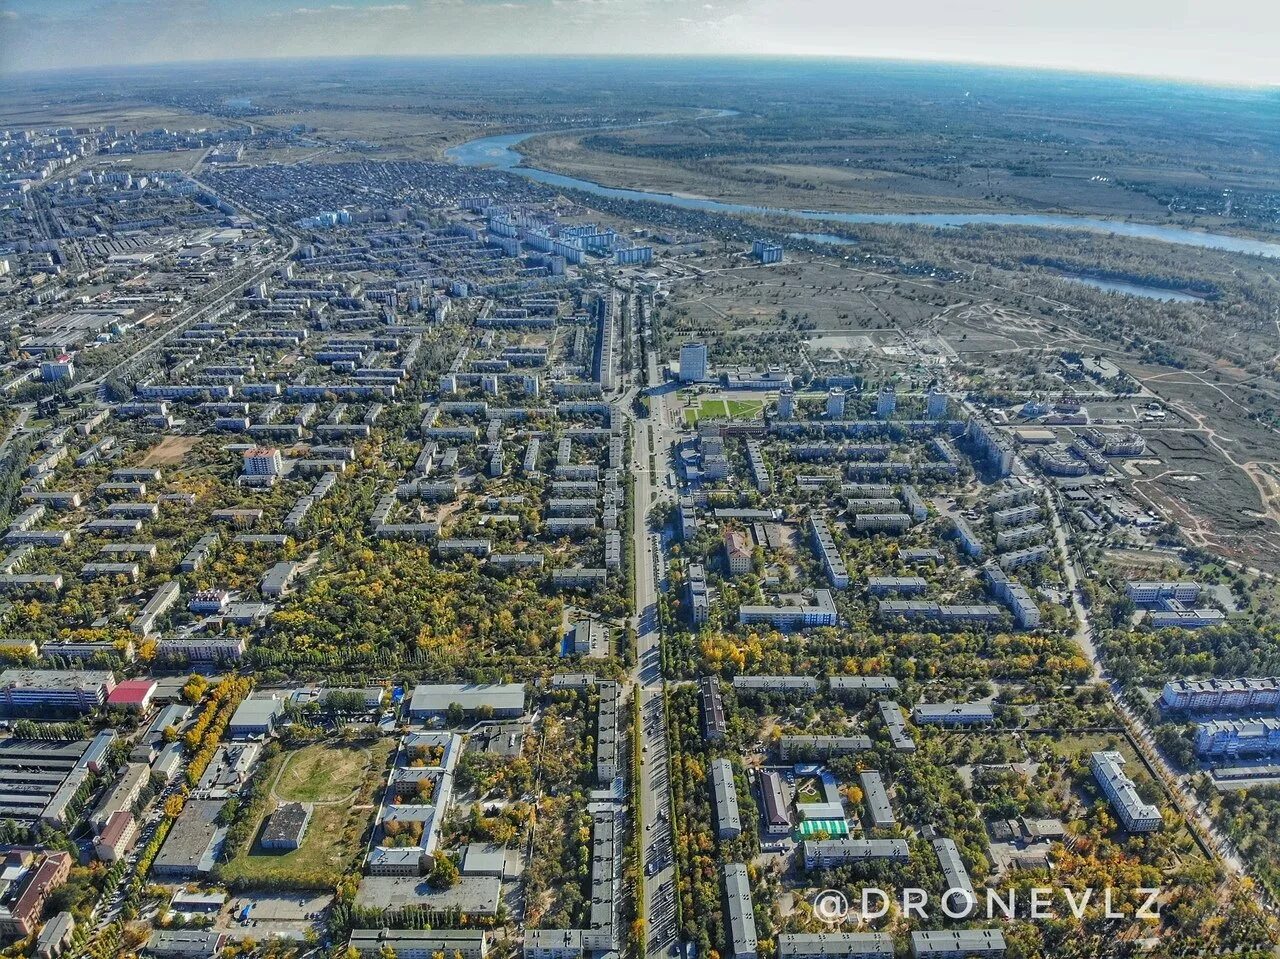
xmin=619 ymin=340 xmax=682 ymax=956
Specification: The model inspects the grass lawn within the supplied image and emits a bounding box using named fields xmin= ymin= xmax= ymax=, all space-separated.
xmin=218 ymin=739 xmax=393 ymax=888
xmin=683 ymin=397 xmax=766 ymax=425
xmin=726 ymin=399 xmax=765 ymax=418
xmin=276 ymin=742 xmax=371 ymax=802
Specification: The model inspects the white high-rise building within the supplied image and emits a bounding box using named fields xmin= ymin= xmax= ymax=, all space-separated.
xmin=243 ymin=447 xmax=283 ymax=476
xmin=926 ymin=388 xmax=949 ymax=419
xmin=679 ymin=342 xmax=708 ymax=383
xmin=877 ymin=386 xmax=897 ymax=418
xmin=776 ymin=389 xmax=795 ymax=419
xmin=826 ymin=388 xmax=845 ymax=419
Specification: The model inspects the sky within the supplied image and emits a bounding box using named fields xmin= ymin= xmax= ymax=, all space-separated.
xmin=1 ymin=0 xmax=1278 ymax=87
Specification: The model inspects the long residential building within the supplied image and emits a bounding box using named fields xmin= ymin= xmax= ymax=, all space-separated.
xmin=932 ymin=837 xmax=975 ymax=915
xmin=910 ymin=929 xmax=1006 ymax=957
xmin=1159 ymin=677 xmax=1280 ymax=714
xmin=131 ymin=581 xmax=180 ymax=636
xmin=1127 ymin=581 xmax=1201 ymax=604
xmin=723 ymin=864 xmax=757 ymax=959
xmin=879 ymin=701 xmax=916 ymax=753
xmin=809 ymin=516 xmax=849 ymax=589
xmin=778 ymin=933 xmax=894 ymax=959
xmin=1196 ymin=717 xmax=1280 ymax=760
xmin=710 ymin=758 xmax=742 ymax=838
xmin=700 ymin=676 xmax=727 ymax=740
xmin=803 ymin=838 xmax=910 ymax=869
xmin=1090 ymin=751 xmax=1161 ymax=832
xmin=595 ymin=681 xmax=619 ymax=785
xmin=732 ymin=676 xmax=820 ymax=695
xmin=859 ymin=770 xmax=895 ymax=828
xmin=349 ymin=930 xmax=485 ymax=959
xmin=739 ymin=589 xmax=838 ymax=629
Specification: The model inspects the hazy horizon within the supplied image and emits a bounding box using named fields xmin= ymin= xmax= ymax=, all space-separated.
xmin=2 ymin=0 xmax=1279 ymax=88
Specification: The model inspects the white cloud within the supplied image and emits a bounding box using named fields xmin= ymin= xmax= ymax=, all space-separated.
xmin=3 ymin=0 xmax=1279 ymax=84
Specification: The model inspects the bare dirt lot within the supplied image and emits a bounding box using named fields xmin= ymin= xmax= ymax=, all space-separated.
xmin=140 ymin=436 xmax=200 ymax=467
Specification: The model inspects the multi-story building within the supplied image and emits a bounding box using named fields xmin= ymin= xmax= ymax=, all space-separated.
xmin=854 ymin=512 xmax=912 ymax=534
xmin=679 ymin=497 xmax=698 ymax=542
xmin=901 ymin=484 xmax=927 ymax=523
xmin=745 ymin=439 xmax=772 ymax=493
xmin=984 ymin=564 xmax=1041 ymax=629
xmin=1159 ymin=677 xmax=1280 ymax=714
xmin=242 ymin=447 xmax=283 ymax=477
xmin=910 ymin=929 xmax=1006 ymax=957
xmin=859 ymin=770 xmax=895 ymax=828
xmin=776 ymin=389 xmax=795 ymax=419
xmin=932 ymin=837 xmax=975 ymax=915
xmin=803 ymin=838 xmax=910 ymax=869
xmin=724 ymin=864 xmax=758 ymax=959
xmin=678 ymin=342 xmax=709 ymax=383
xmin=878 ymin=601 xmax=1002 ymax=626
xmin=131 ymin=580 xmax=181 ymax=637
xmin=925 ymin=388 xmax=949 ymax=420
xmin=779 ymin=933 xmax=893 ymax=959
xmin=699 ymin=676 xmax=727 ymax=740
xmin=524 ymin=930 xmax=583 ymax=959
xmin=1195 ymin=717 xmax=1280 ymax=760
xmin=595 ymin=681 xmax=619 ymax=786
xmin=809 ymin=516 xmax=849 ymax=589
xmin=867 ymin=576 xmax=927 ymax=595
xmin=0 ymin=669 xmax=116 ymax=713
xmin=687 ymin=563 xmax=710 ymax=625
xmin=0 ymin=851 xmax=72 ymax=938
xmin=1126 ymin=581 xmax=1201 ymax=604
xmin=751 ymin=239 xmax=783 ymax=264
xmin=826 ymin=388 xmax=846 ymax=419
xmin=738 ymin=589 xmax=838 ymax=629
xmin=350 ymin=930 xmax=486 ymax=959
xmin=780 ymin=736 xmax=873 ymax=760
xmin=995 ymin=523 xmax=1047 ymax=550
xmin=1148 ymin=605 xmax=1226 ymax=629
xmin=724 ymin=530 xmax=753 ymax=576
xmin=879 ymin=701 xmax=917 ymax=753
xmin=94 ymin=810 xmax=138 ymax=863
xmin=830 ymin=676 xmax=900 ymax=698
xmin=967 ymin=416 xmax=1014 ymax=477
xmin=731 ymin=676 xmax=821 ymax=696
xmin=1090 ymin=751 xmax=1162 ymax=832
xmin=953 ymin=516 xmax=984 ymax=558
xmin=993 ymin=503 xmax=1041 ymax=528
xmin=710 ymin=758 xmax=742 ymax=839
xmin=877 ymin=386 xmax=896 ymax=418
xmin=998 ymin=544 xmax=1051 ymax=571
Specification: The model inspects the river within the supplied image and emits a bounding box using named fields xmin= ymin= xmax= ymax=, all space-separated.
xmin=1059 ymin=274 xmax=1204 ymax=302
xmin=447 ymin=130 xmax=1280 ymax=260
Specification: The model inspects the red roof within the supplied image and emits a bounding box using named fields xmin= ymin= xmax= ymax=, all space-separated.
xmin=107 ymin=679 xmax=156 ymax=706
xmin=98 ymin=810 xmax=134 ymax=847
